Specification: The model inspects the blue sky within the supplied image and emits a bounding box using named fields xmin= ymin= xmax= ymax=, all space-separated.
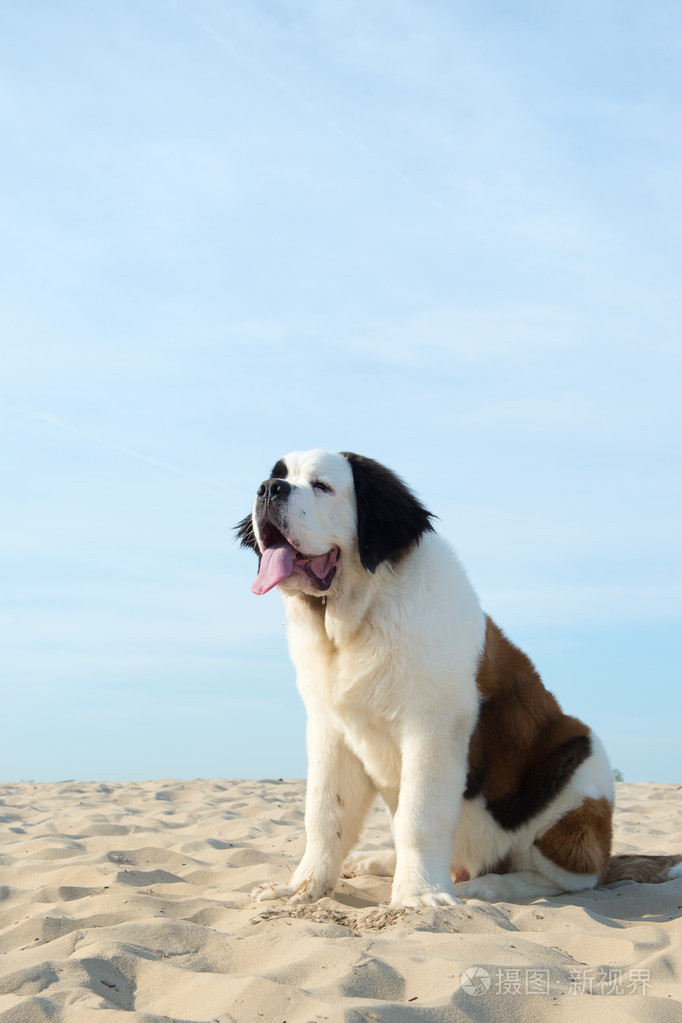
xmin=1 ymin=1 xmax=680 ymax=783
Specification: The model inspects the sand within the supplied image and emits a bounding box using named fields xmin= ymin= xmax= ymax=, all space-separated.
xmin=0 ymin=779 xmax=680 ymax=1021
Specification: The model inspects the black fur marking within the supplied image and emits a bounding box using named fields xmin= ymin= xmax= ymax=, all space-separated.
xmin=270 ymin=458 xmax=288 ymax=480
xmin=474 ymin=732 xmax=593 ymax=831
xmin=340 ymin=452 xmax=435 ymax=573
xmin=463 ymin=719 xmax=489 ymax=802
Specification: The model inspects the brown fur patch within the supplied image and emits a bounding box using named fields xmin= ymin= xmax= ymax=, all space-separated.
xmin=465 ymin=617 xmax=592 ymax=829
xmin=452 ymin=854 xmax=512 ymax=884
xmin=535 ymin=796 xmax=613 ymax=877
xmin=602 ymin=853 xmax=682 ymax=885
xmin=486 ymin=853 xmax=513 ymax=875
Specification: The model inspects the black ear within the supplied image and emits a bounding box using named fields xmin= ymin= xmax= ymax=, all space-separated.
xmin=235 ymin=513 xmax=259 ymax=554
xmin=341 ymin=452 xmax=435 ymax=573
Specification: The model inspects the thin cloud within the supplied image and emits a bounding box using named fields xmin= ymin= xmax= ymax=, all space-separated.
xmin=1 ymin=400 xmax=231 ymax=495
xmin=186 ymin=7 xmax=566 ymax=299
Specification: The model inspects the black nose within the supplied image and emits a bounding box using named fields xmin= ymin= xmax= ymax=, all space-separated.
xmin=256 ymin=478 xmax=292 ymax=503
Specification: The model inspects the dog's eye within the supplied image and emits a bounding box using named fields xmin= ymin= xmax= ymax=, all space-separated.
xmin=312 ymin=479 xmax=333 ymax=494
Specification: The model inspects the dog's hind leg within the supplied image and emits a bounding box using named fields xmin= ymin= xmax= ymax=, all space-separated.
xmin=455 ymin=795 xmax=612 ymax=902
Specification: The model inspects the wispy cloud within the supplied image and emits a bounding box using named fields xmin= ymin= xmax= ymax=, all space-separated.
xmin=185 ymin=4 xmax=565 ymax=298
xmin=1 ymin=400 xmax=231 ymax=494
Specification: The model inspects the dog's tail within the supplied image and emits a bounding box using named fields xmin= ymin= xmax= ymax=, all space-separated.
xmin=602 ymin=853 xmax=682 ymax=885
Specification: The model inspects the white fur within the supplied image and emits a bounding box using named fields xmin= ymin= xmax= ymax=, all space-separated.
xmin=249 ymin=450 xmax=613 ymax=908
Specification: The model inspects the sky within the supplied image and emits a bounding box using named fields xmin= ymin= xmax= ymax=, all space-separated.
xmin=1 ymin=0 xmax=680 ymax=784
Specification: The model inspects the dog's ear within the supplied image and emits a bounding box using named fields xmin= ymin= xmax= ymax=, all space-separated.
xmin=341 ymin=452 xmax=435 ymax=573
xmin=235 ymin=513 xmax=259 ymax=554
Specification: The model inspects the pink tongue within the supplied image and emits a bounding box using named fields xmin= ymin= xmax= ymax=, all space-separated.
xmin=309 ymin=549 xmax=337 ymax=579
xmin=251 ymin=542 xmax=296 ymax=595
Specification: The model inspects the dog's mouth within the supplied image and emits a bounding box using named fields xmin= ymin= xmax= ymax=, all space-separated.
xmin=252 ymin=522 xmax=340 ymax=596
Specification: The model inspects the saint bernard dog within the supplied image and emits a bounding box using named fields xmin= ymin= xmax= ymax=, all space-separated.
xmin=237 ymin=449 xmax=682 ymax=908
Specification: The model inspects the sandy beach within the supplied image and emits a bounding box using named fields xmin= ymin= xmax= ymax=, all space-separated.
xmin=0 ymin=779 xmax=680 ymax=1021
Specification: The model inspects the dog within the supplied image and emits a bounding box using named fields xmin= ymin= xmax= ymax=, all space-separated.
xmin=237 ymin=449 xmax=682 ymax=908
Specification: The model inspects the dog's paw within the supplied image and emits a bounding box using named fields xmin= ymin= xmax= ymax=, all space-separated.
xmin=454 ymin=877 xmax=500 ymax=901
xmin=395 ymin=890 xmax=463 ymax=909
xmin=251 ymin=882 xmax=296 ymax=903
xmin=342 ymin=849 xmax=396 ymax=878
xmin=390 ymin=876 xmax=462 ymax=909
xmin=251 ymin=876 xmax=333 ymax=905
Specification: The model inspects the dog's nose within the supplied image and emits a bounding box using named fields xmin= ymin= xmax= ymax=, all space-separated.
xmin=256 ymin=478 xmax=292 ymax=503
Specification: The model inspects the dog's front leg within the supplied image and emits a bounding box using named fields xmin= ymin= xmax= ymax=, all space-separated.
xmin=253 ymin=715 xmax=374 ymax=904
xmin=390 ymin=729 xmax=467 ymax=908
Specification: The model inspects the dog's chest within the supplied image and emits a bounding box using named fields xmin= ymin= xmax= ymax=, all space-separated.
xmin=316 ymin=630 xmax=400 ymax=712
xmin=296 ymin=629 xmax=406 ymax=791
xmin=330 ymin=672 xmax=403 ymax=792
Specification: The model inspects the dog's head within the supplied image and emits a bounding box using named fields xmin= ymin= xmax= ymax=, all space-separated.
xmin=236 ymin=450 xmax=434 ymax=597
